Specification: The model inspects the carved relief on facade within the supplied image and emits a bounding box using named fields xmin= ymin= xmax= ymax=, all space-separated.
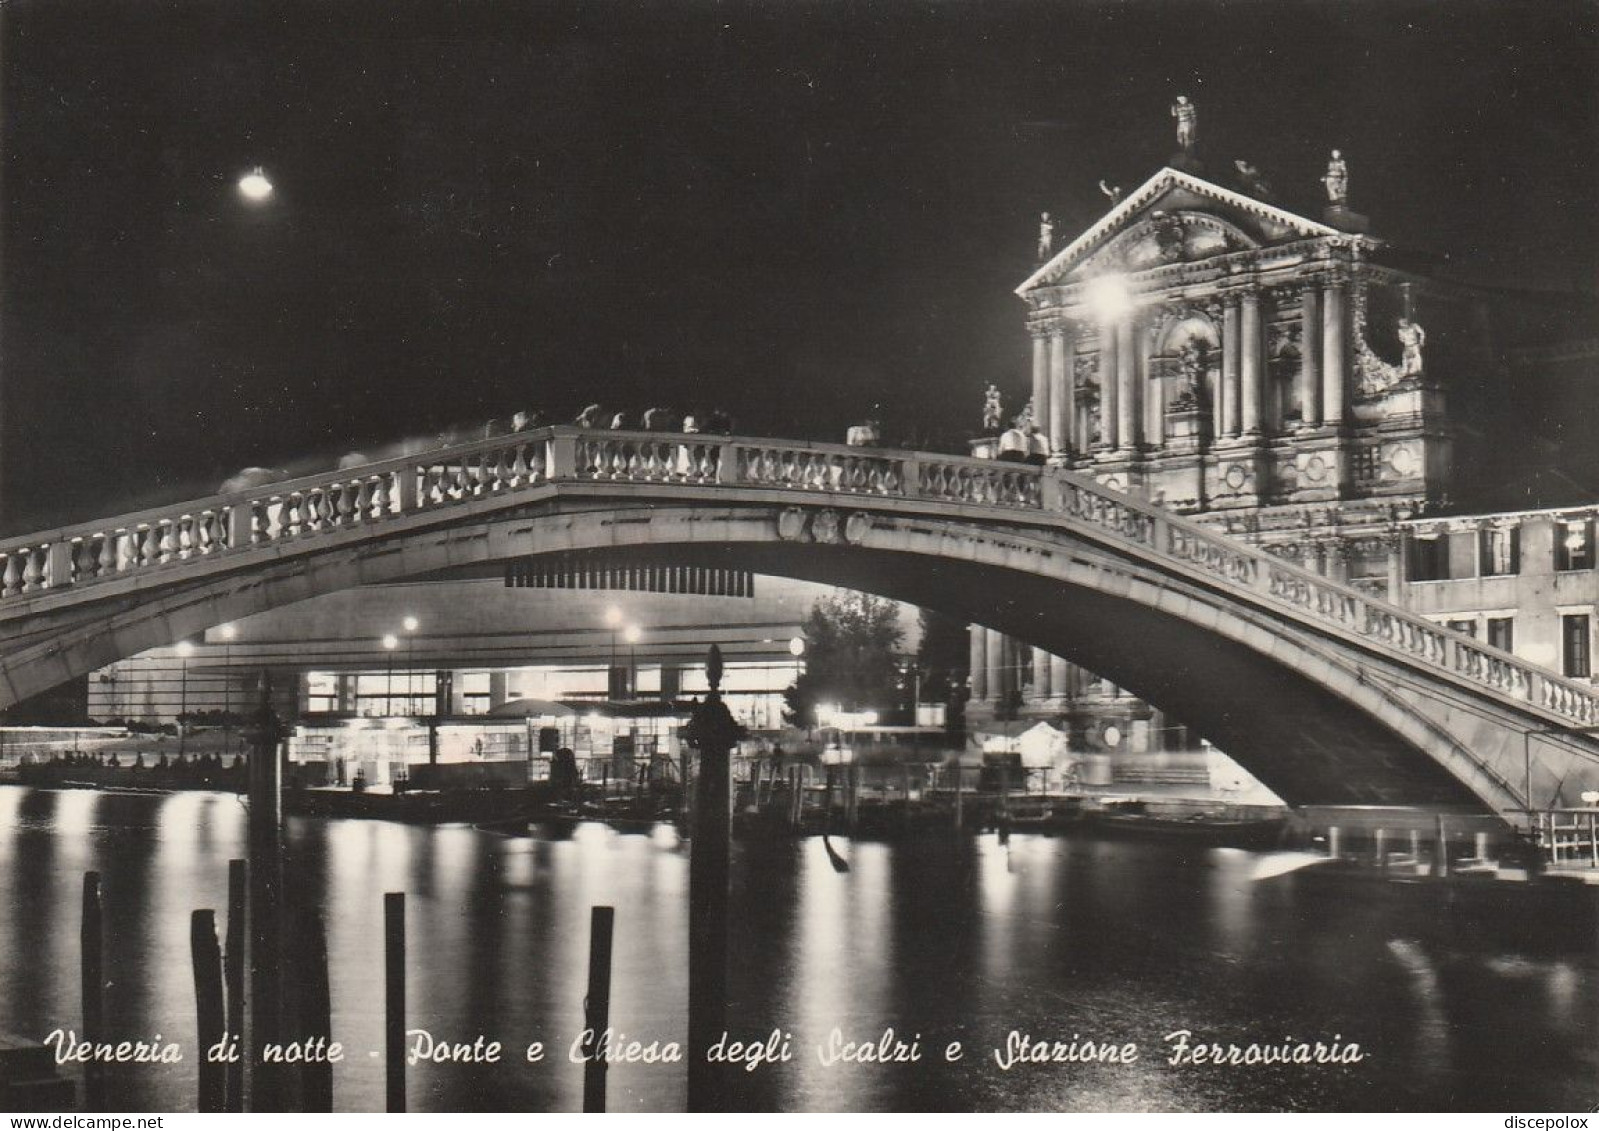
xmin=1352 ymin=278 xmax=1414 ymax=400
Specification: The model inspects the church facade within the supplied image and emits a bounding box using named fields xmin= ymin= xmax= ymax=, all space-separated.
xmin=967 ymin=152 xmax=1599 ymax=770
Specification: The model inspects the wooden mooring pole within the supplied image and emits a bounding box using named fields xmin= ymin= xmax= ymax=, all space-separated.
xmin=80 ymin=872 xmax=104 ymax=1112
xmin=581 ymin=906 xmax=615 ymax=1113
xmin=246 ymin=680 xmax=287 ymax=1111
xmin=385 ymin=892 xmax=406 ymax=1114
xmin=190 ymin=910 xmax=225 ymax=1113
xmin=224 ymin=860 xmax=246 ymax=1113
xmin=685 ymin=646 xmax=742 ymax=1112
xmin=295 ymin=903 xmax=333 ymax=1112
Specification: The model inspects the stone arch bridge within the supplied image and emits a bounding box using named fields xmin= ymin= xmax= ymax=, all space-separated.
xmin=2 ymin=427 xmax=1596 ymax=819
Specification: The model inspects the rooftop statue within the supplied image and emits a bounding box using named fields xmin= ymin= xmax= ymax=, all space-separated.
xmin=1397 ymin=318 xmax=1426 ymax=377
xmin=1233 ymin=159 xmax=1274 ymax=200
xmin=982 ymin=383 xmax=1004 ymax=432
xmin=1037 ymin=211 xmax=1055 ymax=263
xmin=1321 ymin=149 xmax=1349 ymax=206
xmin=1099 ymin=180 xmax=1123 ymax=206
xmin=1171 ymin=95 xmax=1197 ymax=151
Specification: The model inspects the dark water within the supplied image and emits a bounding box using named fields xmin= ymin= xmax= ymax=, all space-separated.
xmin=1 ymin=785 xmax=1595 ymax=1113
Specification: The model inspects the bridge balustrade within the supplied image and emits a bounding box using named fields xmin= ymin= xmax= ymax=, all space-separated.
xmin=6 ymin=426 xmax=1599 ymax=731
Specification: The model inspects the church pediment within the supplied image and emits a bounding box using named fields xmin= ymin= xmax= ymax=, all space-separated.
xmin=1018 ymin=168 xmax=1345 ymax=295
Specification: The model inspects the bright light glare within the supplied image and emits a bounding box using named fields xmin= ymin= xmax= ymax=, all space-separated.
xmin=402 ymin=615 xmax=420 ymax=632
xmin=623 ymin=625 xmax=642 ymax=644
xmin=1085 ymin=274 xmax=1133 ymax=321
xmin=238 ymin=168 xmax=273 ymax=202
xmin=604 ymin=606 xmax=623 ymax=627
xmin=788 ymin=636 xmax=807 ymax=657
xmin=175 ymin=640 xmax=196 ymax=657
xmin=218 ymin=624 xmax=238 ymax=641
xmin=382 ymin=634 xmax=399 ymax=650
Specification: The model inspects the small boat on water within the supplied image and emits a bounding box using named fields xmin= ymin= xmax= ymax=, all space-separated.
xmin=1086 ymin=800 xmax=1287 ymax=848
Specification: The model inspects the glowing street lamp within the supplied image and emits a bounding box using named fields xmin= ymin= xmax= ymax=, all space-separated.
xmin=237 ymin=166 xmax=273 ymax=203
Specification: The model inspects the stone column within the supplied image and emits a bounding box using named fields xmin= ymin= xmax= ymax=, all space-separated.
xmin=1098 ymin=325 xmax=1119 ymax=450
xmin=1031 ymin=647 xmax=1052 ymax=701
xmin=991 ymin=631 xmax=1014 ymax=711
xmin=1050 ymin=655 xmax=1070 ymax=702
xmin=1116 ymin=317 xmax=1138 ymax=451
xmin=978 ymin=627 xmax=1004 ymax=707
xmin=1221 ymin=297 xmax=1242 ymax=438
xmin=1321 ymin=278 xmax=1347 ymax=427
xmin=1386 ymin=533 xmax=1408 ymax=606
xmin=1299 ymin=285 xmax=1322 ymax=427
xmin=1049 ymin=329 xmax=1071 ymax=456
xmin=968 ymin=625 xmax=987 ymax=702
xmin=1031 ymin=329 xmax=1050 ymax=437
xmin=1240 ymin=292 xmax=1263 ymax=433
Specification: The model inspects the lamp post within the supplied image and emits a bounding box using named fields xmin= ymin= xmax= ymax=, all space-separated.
xmin=237 ymin=167 xmax=273 ymax=203
xmin=604 ymin=605 xmax=623 ymax=700
xmin=175 ymin=640 xmax=196 ymax=756
xmin=623 ymin=624 xmax=642 ymax=700
xmin=402 ymin=616 xmax=420 ymax=716
xmin=218 ymin=624 xmax=237 ymax=757
xmin=382 ymin=634 xmax=399 ymax=716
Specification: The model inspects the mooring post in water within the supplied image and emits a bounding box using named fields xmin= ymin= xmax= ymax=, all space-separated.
xmin=1433 ymin=814 xmax=1450 ymax=879
xmin=1327 ymin=825 xmax=1341 ymax=859
xmin=953 ymin=764 xmax=963 ymax=833
xmin=581 ymin=906 xmax=615 ymax=1113
xmin=788 ymin=766 xmax=802 ymax=830
xmin=190 ymin=910 xmax=225 ymax=1113
xmin=80 ymin=872 xmax=104 ymax=1112
xmin=296 ymin=903 xmax=333 ymax=1113
xmin=245 ymin=676 xmax=287 ymax=1111
xmin=845 ymin=764 xmax=859 ymax=833
xmin=385 ymin=892 xmax=406 ymax=1113
xmin=1375 ymin=828 xmax=1388 ymax=874
xmin=684 ymin=645 xmax=743 ymax=1112
xmin=1409 ymin=827 xmax=1421 ymax=869
xmin=224 ymin=860 xmax=246 ymax=1113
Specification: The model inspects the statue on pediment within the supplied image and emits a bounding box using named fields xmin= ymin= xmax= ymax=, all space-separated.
xmin=1321 ymin=150 xmax=1349 ymax=206
xmin=982 ymin=384 xmax=1004 ymax=431
xmin=1398 ymin=318 xmax=1426 ymax=376
xmin=1037 ymin=212 xmax=1055 ymax=263
xmin=1099 ymin=180 xmax=1123 ymax=207
xmin=1233 ymin=159 xmax=1274 ymax=201
xmin=1171 ymin=95 xmax=1197 ymax=151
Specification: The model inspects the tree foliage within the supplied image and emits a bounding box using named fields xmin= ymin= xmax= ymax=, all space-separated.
xmin=783 ymin=591 xmax=904 ymax=728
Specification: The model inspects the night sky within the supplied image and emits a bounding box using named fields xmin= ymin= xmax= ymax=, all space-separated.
xmin=2 ymin=0 xmax=1595 ymax=532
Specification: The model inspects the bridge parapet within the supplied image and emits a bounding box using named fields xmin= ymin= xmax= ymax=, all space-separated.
xmin=4 ymin=426 xmax=1599 ymax=730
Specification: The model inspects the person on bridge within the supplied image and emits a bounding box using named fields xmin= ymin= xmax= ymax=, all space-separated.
xmin=609 ymin=411 xmax=631 ymax=429
xmin=575 ymin=404 xmax=605 ymax=428
xmin=682 ymin=411 xmax=702 ymax=434
xmin=997 ymin=420 xmax=1030 ymax=463
xmin=642 ymin=406 xmax=678 ymax=431
xmin=705 ymin=408 xmax=734 ymax=435
xmin=1025 ymin=425 xmax=1050 ymax=465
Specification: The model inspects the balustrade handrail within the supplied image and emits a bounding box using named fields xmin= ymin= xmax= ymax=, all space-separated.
xmin=2 ymin=425 xmax=1596 ymax=727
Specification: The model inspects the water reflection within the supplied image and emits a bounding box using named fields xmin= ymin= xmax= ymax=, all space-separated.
xmin=0 ymin=786 xmax=1594 ymax=1113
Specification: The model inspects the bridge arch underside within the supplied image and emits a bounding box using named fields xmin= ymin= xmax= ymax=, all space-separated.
xmin=0 ymin=498 xmax=1548 ymax=814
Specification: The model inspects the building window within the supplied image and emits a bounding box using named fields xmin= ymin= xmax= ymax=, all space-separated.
xmin=1478 ymin=526 xmax=1520 ymax=576
xmin=1556 ymin=519 xmax=1594 ymax=572
xmin=1562 ymin=614 xmax=1592 ymax=679
xmin=1408 ymin=536 xmax=1449 ymax=582
xmin=1354 ymin=447 xmax=1381 ymax=484
xmin=1445 ymin=619 xmax=1477 ymax=638
xmin=1486 ymin=616 xmax=1514 ymax=653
